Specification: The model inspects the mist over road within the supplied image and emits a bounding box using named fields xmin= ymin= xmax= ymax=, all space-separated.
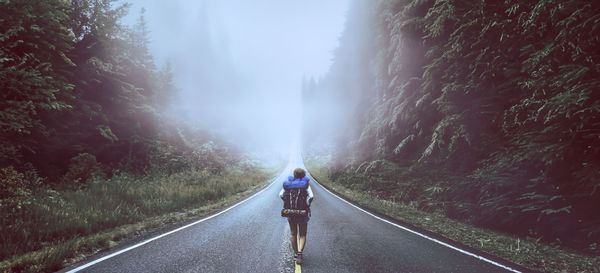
xmin=60 ymin=154 xmax=521 ymax=273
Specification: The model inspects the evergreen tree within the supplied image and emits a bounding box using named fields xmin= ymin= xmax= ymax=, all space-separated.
xmin=0 ymin=0 xmax=75 ymax=167
xmin=307 ymin=0 xmax=600 ymax=252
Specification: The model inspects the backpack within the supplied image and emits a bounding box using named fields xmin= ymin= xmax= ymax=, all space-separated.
xmin=281 ymin=176 xmax=310 ymax=218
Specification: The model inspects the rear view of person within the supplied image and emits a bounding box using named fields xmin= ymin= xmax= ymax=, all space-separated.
xmin=279 ymin=168 xmax=313 ymax=264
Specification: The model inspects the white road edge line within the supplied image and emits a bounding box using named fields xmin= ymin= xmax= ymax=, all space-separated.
xmin=64 ymin=178 xmax=279 ymax=273
xmin=311 ymin=178 xmax=522 ymax=273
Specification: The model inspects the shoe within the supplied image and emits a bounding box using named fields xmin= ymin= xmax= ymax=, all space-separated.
xmin=296 ymin=252 xmax=303 ymax=265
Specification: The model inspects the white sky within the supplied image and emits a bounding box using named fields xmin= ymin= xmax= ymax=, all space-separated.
xmin=120 ymin=0 xmax=350 ymax=157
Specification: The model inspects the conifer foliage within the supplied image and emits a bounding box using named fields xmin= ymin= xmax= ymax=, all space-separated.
xmin=304 ymin=0 xmax=600 ymax=253
xmin=0 ymin=0 xmax=219 ymax=193
xmin=0 ymin=0 xmax=74 ymax=163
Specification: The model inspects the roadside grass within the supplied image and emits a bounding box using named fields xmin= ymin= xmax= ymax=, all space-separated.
xmin=305 ymin=160 xmax=600 ymax=273
xmin=0 ymin=166 xmax=277 ymax=273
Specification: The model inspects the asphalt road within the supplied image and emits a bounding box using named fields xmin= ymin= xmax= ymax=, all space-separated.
xmin=59 ymin=155 xmax=523 ymax=273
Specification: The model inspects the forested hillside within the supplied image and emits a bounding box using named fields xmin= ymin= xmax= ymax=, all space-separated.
xmin=0 ymin=1 xmax=272 ymax=271
xmin=0 ymin=0 xmax=242 ymax=193
xmin=303 ymin=0 xmax=600 ymax=254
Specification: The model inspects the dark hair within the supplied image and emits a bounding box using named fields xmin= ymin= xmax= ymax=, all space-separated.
xmin=293 ymin=168 xmax=306 ymax=179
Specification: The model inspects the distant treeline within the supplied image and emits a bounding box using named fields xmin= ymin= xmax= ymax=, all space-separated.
xmin=303 ymin=0 xmax=600 ymax=253
xmin=1 ymin=1 xmax=237 ymax=196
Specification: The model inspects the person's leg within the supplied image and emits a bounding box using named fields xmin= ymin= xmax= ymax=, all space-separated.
xmin=288 ymin=221 xmax=298 ymax=254
xmin=297 ymin=222 xmax=308 ymax=252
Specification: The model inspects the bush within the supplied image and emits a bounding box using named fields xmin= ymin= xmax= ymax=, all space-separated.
xmin=1 ymin=166 xmax=29 ymax=200
xmin=61 ymin=153 xmax=105 ymax=188
xmin=0 ymin=164 xmax=43 ymax=214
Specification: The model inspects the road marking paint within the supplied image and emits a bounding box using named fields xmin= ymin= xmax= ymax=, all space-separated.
xmin=295 ymin=262 xmax=301 ymax=273
xmin=64 ymin=177 xmax=280 ymax=273
xmin=311 ymin=178 xmax=522 ymax=273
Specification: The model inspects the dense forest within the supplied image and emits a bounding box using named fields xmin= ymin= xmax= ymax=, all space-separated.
xmin=0 ymin=1 xmax=269 ymax=270
xmin=0 ymin=0 xmax=239 ymax=195
xmin=303 ymin=0 xmax=600 ymax=254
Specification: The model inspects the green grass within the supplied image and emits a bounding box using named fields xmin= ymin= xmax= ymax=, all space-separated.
xmin=305 ymin=160 xmax=600 ymax=273
xmin=0 ymin=166 xmax=277 ymax=273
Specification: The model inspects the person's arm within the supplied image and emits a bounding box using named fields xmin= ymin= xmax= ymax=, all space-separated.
xmin=279 ymin=188 xmax=285 ymax=199
xmin=306 ymin=185 xmax=314 ymax=206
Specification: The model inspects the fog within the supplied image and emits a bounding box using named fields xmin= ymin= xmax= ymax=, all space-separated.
xmin=120 ymin=0 xmax=350 ymax=160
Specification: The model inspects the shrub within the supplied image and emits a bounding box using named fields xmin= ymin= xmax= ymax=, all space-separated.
xmin=1 ymin=166 xmax=28 ymax=200
xmin=61 ymin=153 xmax=105 ymax=188
xmin=0 ymin=164 xmax=43 ymax=213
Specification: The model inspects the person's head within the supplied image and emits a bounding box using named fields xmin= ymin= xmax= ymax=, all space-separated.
xmin=293 ymin=168 xmax=306 ymax=179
